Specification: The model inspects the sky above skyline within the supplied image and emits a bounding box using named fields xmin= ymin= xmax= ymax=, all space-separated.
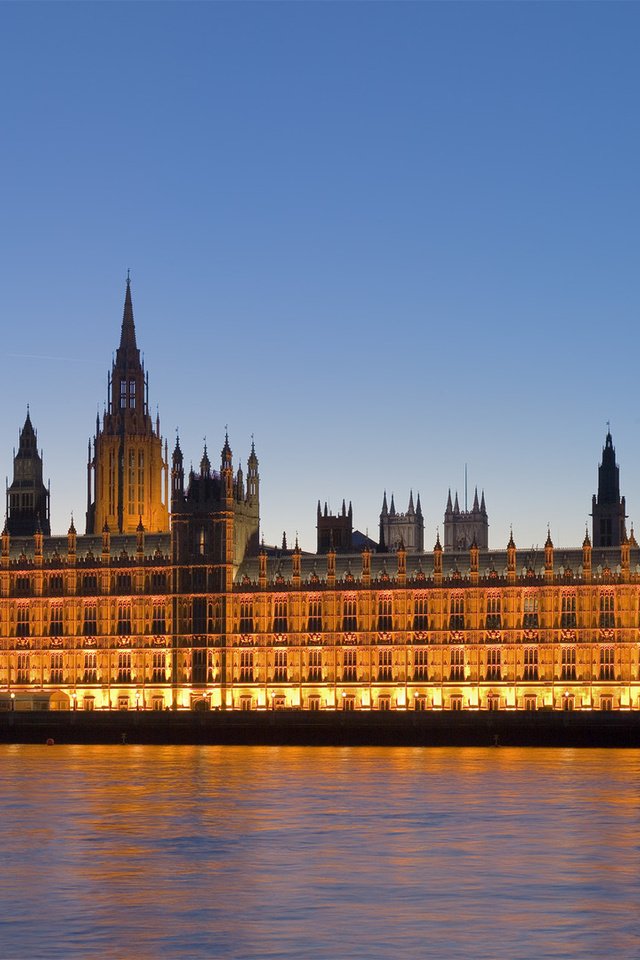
xmin=1 ymin=2 xmax=639 ymax=551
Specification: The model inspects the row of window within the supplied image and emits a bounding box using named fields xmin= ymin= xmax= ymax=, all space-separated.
xmin=237 ymin=593 xmax=620 ymax=632
xmin=236 ymin=694 xmax=617 ymax=712
xmin=9 ymin=572 xmax=169 ymax=595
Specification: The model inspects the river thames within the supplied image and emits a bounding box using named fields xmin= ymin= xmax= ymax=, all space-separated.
xmin=0 ymin=745 xmax=638 ymax=959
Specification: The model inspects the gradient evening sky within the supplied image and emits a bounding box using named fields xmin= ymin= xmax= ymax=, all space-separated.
xmin=1 ymin=2 xmax=639 ymax=552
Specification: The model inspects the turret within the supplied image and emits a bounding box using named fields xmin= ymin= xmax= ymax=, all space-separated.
xmin=361 ymin=546 xmax=371 ymax=584
xmin=507 ymin=529 xmax=516 ymax=584
xmin=544 ymin=528 xmax=554 ymax=582
xmin=221 ymin=432 xmax=233 ymax=499
xmin=582 ymin=528 xmax=592 ymax=582
xmin=171 ymin=435 xmax=184 ymax=504
xmin=621 ymin=532 xmax=630 ymax=582
xmin=292 ymin=536 xmax=301 ymax=585
xmin=469 ymin=536 xmax=479 ymax=584
xmin=433 ymin=531 xmax=443 ymax=583
xmin=6 ymin=409 xmax=51 ymax=536
xmin=592 ymin=428 xmax=627 ymax=547
xmin=200 ymin=443 xmax=211 ymax=478
xmin=397 ymin=539 xmax=406 ymax=582
xmin=67 ymin=516 xmax=77 ymax=563
xmin=136 ymin=516 xmax=145 ymax=558
xmin=246 ymin=439 xmax=259 ymax=503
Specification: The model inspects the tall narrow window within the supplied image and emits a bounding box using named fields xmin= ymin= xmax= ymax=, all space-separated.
xmin=377 ymin=596 xmax=392 ymax=631
xmin=17 ymin=607 xmax=30 ymax=637
xmin=599 ymin=593 xmax=615 ymax=629
xmin=561 ymin=647 xmax=576 ymax=681
xmin=108 ymin=450 xmax=116 ymax=516
xmin=342 ymin=649 xmax=357 ymax=682
xmin=599 ymin=647 xmax=614 ymax=681
xmin=240 ymin=650 xmax=254 ymax=682
xmin=561 ymin=595 xmax=577 ymax=629
xmin=128 ymin=450 xmax=136 ymax=515
xmin=377 ymin=648 xmax=392 ymax=682
xmin=16 ymin=652 xmax=30 ymax=683
xmin=274 ymin=650 xmax=288 ymax=682
xmin=523 ymin=647 xmax=539 ymax=681
xmin=50 ymin=652 xmax=64 ymax=684
xmin=342 ymin=596 xmax=357 ymax=631
xmin=449 ymin=647 xmax=464 ymax=681
xmin=117 ymin=604 xmax=131 ymax=636
xmin=413 ymin=647 xmax=428 ymax=681
xmin=83 ymin=652 xmax=97 ymax=683
xmin=449 ymin=595 xmax=465 ymax=630
xmin=49 ymin=607 xmax=63 ymax=637
xmin=152 ymin=604 xmax=166 ymax=634
xmin=239 ymin=600 xmax=253 ymax=634
xmin=413 ymin=595 xmax=428 ymax=631
xmin=137 ymin=450 xmax=144 ymax=516
xmin=192 ymin=649 xmax=207 ymax=684
xmin=307 ymin=598 xmax=322 ymax=632
xmin=486 ymin=596 xmax=501 ymax=630
xmin=486 ymin=647 xmax=502 ymax=681
xmin=273 ymin=599 xmax=288 ymax=633
xmin=523 ymin=595 xmax=539 ymax=629
xmin=308 ymin=649 xmax=323 ymax=682
xmin=192 ymin=598 xmax=207 ymax=634
xmin=117 ymin=652 xmax=131 ymax=683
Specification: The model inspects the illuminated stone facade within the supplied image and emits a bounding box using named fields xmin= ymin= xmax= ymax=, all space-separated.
xmin=1 ymin=284 xmax=639 ymax=713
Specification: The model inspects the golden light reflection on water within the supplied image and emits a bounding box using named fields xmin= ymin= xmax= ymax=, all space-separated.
xmin=1 ymin=746 xmax=639 ymax=959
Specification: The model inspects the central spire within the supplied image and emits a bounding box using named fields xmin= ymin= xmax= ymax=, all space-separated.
xmin=85 ymin=278 xmax=168 ymax=535
xmin=118 ymin=272 xmax=138 ymax=356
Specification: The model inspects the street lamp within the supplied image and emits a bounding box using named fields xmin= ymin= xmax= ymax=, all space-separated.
xmin=10 ymin=692 xmax=15 ymax=711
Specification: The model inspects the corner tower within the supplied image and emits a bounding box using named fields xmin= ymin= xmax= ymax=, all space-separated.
xmin=592 ymin=429 xmax=626 ymax=548
xmin=86 ymin=278 xmax=169 ymax=534
xmin=6 ymin=409 xmax=50 ymax=536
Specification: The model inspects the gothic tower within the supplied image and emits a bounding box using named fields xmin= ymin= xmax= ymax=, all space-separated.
xmin=6 ymin=409 xmax=50 ymax=536
xmin=85 ymin=278 xmax=169 ymax=534
xmin=379 ymin=491 xmax=424 ymax=552
xmin=317 ymin=499 xmax=353 ymax=553
xmin=592 ymin=429 xmax=626 ymax=548
xmin=443 ymin=486 xmax=488 ymax=552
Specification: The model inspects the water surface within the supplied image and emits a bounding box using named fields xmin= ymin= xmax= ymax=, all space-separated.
xmin=0 ymin=746 xmax=638 ymax=959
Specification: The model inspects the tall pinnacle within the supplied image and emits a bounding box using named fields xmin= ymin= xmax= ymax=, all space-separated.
xmin=119 ymin=273 xmax=138 ymax=354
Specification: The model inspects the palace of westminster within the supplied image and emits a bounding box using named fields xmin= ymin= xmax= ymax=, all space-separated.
xmin=1 ymin=281 xmax=639 ymax=714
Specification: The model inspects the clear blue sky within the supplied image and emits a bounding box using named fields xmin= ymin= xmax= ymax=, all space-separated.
xmin=1 ymin=2 xmax=639 ymax=551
